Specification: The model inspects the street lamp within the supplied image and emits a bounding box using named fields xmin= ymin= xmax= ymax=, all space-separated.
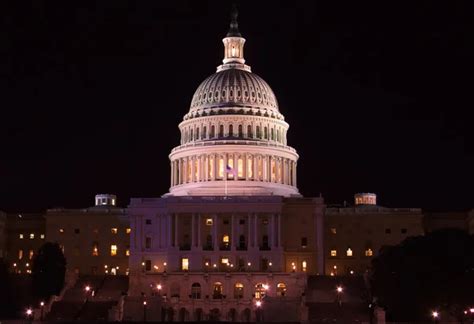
xmin=143 ymin=300 xmax=147 ymax=322
xmin=40 ymin=301 xmax=45 ymax=321
xmin=336 ymin=286 xmax=343 ymax=306
xmin=255 ymin=300 xmax=263 ymax=322
xmin=431 ymin=310 xmax=439 ymax=322
xmin=25 ymin=308 xmax=33 ymax=322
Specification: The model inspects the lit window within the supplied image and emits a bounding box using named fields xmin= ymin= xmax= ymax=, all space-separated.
xmin=330 ymin=249 xmax=337 ymax=257
xmin=221 ymin=258 xmax=229 ymax=265
xmin=302 ymin=261 xmax=307 ymax=272
xmin=19 ymin=234 xmax=24 ymax=239
xmin=234 ymin=283 xmax=244 ymax=299
xmin=40 ymin=234 xmax=45 ymax=239
xmin=111 ymin=228 xmax=118 ymax=234
xmin=18 ymin=249 xmax=23 ymax=259
xmin=125 ymin=246 xmax=130 ymax=256
xmin=29 ymin=250 xmax=34 ymax=259
xmin=182 ymin=258 xmax=189 ymax=271
xmin=365 ymin=248 xmax=373 ymax=257
xmin=222 ymin=235 xmax=229 ymax=243
xmin=110 ymin=245 xmax=117 ymax=256
xmin=330 ymin=228 xmax=337 ymax=234
xmin=111 ymin=198 xmax=115 ymax=205
xmin=277 ymin=283 xmax=287 ymax=296
xmin=92 ymin=242 xmax=99 ymax=256
xmin=59 ymin=228 xmax=64 ymax=233
xmin=29 ymin=233 xmax=35 ymax=239
xmin=346 ymin=248 xmax=353 ymax=257
xmin=126 ymin=228 xmax=131 ymax=234
xmin=206 ymin=218 xmax=213 ymax=226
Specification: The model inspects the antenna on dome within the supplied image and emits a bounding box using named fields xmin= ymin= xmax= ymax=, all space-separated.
xmin=227 ymin=3 xmax=242 ymax=37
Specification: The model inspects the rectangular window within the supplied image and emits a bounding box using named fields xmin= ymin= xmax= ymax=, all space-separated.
xmin=330 ymin=249 xmax=337 ymax=257
xmin=181 ymin=258 xmax=189 ymax=271
xmin=18 ymin=249 xmax=23 ymax=259
xmin=247 ymin=157 xmax=253 ymax=178
xmin=301 ymin=237 xmax=308 ymax=247
xmin=29 ymin=250 xmax=34 ymax=259
xmin=110 ymin=245 xmax=117 ymax=256
xmin=223 ymin=219 xmax=229 ymax=225
xmin=59 ymin=228 xmax=64 ymax=233
xmin=206 ymin=218 xmax=213 ymax=226
xmin=145 ymin=237 xmax=152 ymax=249
xmin=401 ymin=228 xmax=407 ymax=234
xmin=218 ymin=158 xmax=224 ymax=178
xmin=74 ymin=228 xmax=80 ymax=234
xmin=221 ymin=258 xmax=229 ymax=265
xmin=385 ymin=228 xmax=391 ymax=234
xmin=145 ymin=219 xmax=152 ymax=225
xmin=239 ymin=219 xmax=245 ymax=225
xmin=237 ymin=158 xmax=244 ymax=178
xmin=145 ymin=260 xmax=151 ymax=271
xmin=126 ymin=228 xmax=131 ymax=234
xmin=346 ymin=248 xmax=353 ymax=257
xmin=111 ymin=228 xmax=118 ymax=234
xmin=365 ymin=248 xmax=373 ymax=257
xmin=29 ymin=233 xmax=34 ymax=239
xmin=125 ymin=245 xmax=130 ymax=256
xmin=40 ymin=234 xmax=45 ymax=239
xmin=19 ymin=234 xmax=24 ymax=239
xmin=330 ymin=228 xmax=337 ymax=234
xmin=302 ymin=260 xmax=307 ymax=272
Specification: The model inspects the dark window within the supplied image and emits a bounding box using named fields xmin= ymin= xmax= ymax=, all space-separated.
xmin=223 ymin=219 xmax=229 ymax=225
xmin=146 ymin=219 xmax=152 ymax=225
xmin=385 ymin=228 xmax=391 ymax=234
xmin=145 ymin=237 xmax=152 ymax=249
xmin=145 ymin=260 xmax=151 ymax=271
xmin=301 ymin=237 xmax=308 ymax=247
xmin=74 ymin=228 xmax=80 ymax=234
xmin=401 ymin=228 xmax=407 ymax=234
xmin=239 ymin=219 xmax=245 ymax=225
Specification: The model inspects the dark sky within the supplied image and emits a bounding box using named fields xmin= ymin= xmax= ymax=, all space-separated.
xmin=1 ymin=1 xmax=473 ymax=212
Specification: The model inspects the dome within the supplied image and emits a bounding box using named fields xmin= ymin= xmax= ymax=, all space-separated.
xmin=189 ymin=68 xmax=279 ymax=115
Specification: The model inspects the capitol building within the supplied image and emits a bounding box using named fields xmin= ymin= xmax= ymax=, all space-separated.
xmin=127 ymin=9 xmax=324 ymax=322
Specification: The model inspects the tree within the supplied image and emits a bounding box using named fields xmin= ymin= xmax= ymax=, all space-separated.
xmin=32 ymin=242 xmax=67 ymax=300
xmin=369 ymin=229 xmax=474 ymax=322
xmin=0 ymin=258 xmax=19 ymax=318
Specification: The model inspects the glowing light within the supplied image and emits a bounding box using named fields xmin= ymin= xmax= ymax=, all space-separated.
xmin=40 ymin=301 xmax=45 ymax=307
xmin=157 ymin=284 xmax=162 ymax=290
xmin=247 ymin=262 xmax=251 ymax=266
xmin=154 ymin=265 xmax=159 ymax=270
xmin=143 ymin=301 xmax=147 ymax=306
xmin=256 ymin=300 xmax=262 ymax=307
xmin=141 ymin=262 xmax=145 ymax=266
xmin=470 ymin=308 xmax=474 ymax=313
xmin=26 ymin=308 xmax=33 ymax=316
xmin=336 ymin=286 xmax=343 ymax=293
xmin=163 ymin=262 xmax=167 ymax=266
xmin=350 ymin=270 xmax=354 ymax=275
xmin=262 ymin=284 xmax=269 ymax=290
xmin=432 ymin=311 xmax=439 ymax=318
xmin=269 ymin=262 xmax=272 ymax=266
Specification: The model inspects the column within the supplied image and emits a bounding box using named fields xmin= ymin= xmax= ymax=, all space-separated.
xmin=190 ymin=156 xmax=195 ymax=182
xmin=213 ymin=154 xmax=218 ymax=181
xmin=170 ymin=162 xmax=174 ymax=186
xmin=248 ymin=213 xmax=252 ymax=247
xmin=231 ymin=214 xmax=235 ymax=250
xmin=197 ymin=214 xmax=202 ymax=248
xmin=167 ymin=214 xmax=172 ymax=247
xmin=183 ymin=158 xmax=188 ymax=183
xmin=234 ymin=154 xmax=238 ymax=181
xmin=254 ymin=213 xmax=258 ymax=249
xmin=271 ymin=214 xmax=275 ymax=248
xmin=191 ymin=214 xmax=195 ymax=247
xmin=294 ymin=162 xmax=297 ymax=187
xmin=213 ymin=214 xmax=218 ymax=250
xmin=254 ymin=155 xmax=258 ymax=181
xmin=277 ymin=214 xmax=281 ymax=248
xmin=204 ymin=155 xmax=209 ymax=181
xmin=174 ymin=214 xmax=178 ymax=247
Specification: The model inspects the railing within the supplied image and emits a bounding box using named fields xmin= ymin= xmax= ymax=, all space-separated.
xmin=170 ymin=139 xmax=297 ymax=154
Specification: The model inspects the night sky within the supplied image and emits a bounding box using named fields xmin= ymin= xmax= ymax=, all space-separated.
xmin=1 ymin=1 xmax=473 ymax=212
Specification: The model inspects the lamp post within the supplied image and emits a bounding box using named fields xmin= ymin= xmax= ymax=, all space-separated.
xmin=143 ymin=300 xmax=147 ymax=322
xmin=255 ymin=300 xmax=262 ymax=322
xmin=431 ymin=310 xmax=439 ymax=322
xmin=336 ymin=286 xmax=343 ymax=307
xmin=40 ymin=301 xmax=45 ymax=321
xmin=25 ymin=308 xmax=33 ymax=323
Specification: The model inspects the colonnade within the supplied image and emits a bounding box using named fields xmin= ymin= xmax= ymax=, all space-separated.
xmin=170 ymin=153 xmax=297 ymax=188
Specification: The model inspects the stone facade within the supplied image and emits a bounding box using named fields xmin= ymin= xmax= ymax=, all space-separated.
xmin=45 ymin=196 xmax=129 ymax=275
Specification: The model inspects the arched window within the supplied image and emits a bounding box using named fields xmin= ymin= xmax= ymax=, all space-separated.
xmin=262 ymin=235 xmax=269 ymax=249
xmin=213 ymin=282 xmax=223 ymax=299
xmin=210 ymin=125 xmax=215 ymax=138
xmin=247 ymin=156 xmax=253 ymax=179
xmin=218 ymin=157 xmax=224 ymax=178
xmin=238 ymin=125 xmax=243 ymax=137
xmin=247 ymin=125 xmax=252 ymax=138
xmin=276 ymin=283 xmax=287 ymax=296
xmin=234 ymin=283 xmax=244 ymax=299
xmin=208 ymin=155 xmax=214 ymax=179
xmin=238 ymin=235 xmax=246 ymax=250
xmin=219 ymin=125 xmax=224 ymax=138
xmin=202 ymin=126 xmax=207 ymax=139
xmin=254 ymin=283 xmax=267 ymax=299
xmin=170 ymin=282 xmax=180 ymax=298
xmin=256 ymin=126 xmax=261 ymax=139
xmin=237 ymin=157 xmax=244 ymax=178
xmin=264 ymin=127 xmax=268 ymax=139
xmin=228 ymin=124 xmax=233 ymax=137
xmin=271 ymin=128 xmax=274 ymax=140
xmin=191 ymin=283 xmax=201 ymax=299
xmin=190 ymin=129 xmax=193 ymax=141
xmin=196 ymin=128 xmax=200 ymax=140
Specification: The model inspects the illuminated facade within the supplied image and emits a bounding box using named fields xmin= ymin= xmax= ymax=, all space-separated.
xmin=127 ymin=10 xmax=323 ymax=322
xmin=45 ymin=194 xmax=129 ymax=275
